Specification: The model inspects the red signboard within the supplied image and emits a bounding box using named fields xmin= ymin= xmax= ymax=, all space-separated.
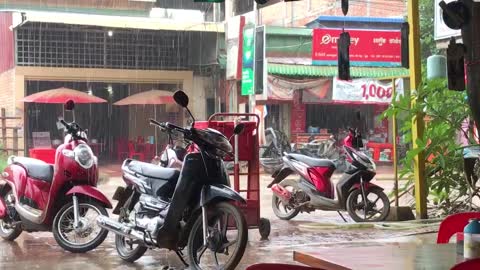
xmin=312 ymin=28 xmax=402 ymax=67
xmin=291 ymin=90 xmax=306 ymax=134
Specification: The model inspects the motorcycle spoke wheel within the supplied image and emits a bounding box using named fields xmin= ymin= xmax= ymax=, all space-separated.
xmin=188 ymin=202 xmax=247 ymax=270
xmin=0 ymin=191 xmax=22 ymax=241
xmin=56 ymin=203 xmax=103 ymax=246
xmin=0 ymin=220 xmax=14 ymax=235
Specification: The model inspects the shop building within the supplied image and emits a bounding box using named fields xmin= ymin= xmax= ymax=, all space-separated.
xmin=0 ymin=6 xmax=225 ymax=160
xmin=260 ymin=17 xmax=410 ymax=162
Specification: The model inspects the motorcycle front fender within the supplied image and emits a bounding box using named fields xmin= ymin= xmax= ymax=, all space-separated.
xmin=66 ymin=185 xmax=112 ymax=208
xmin=267 ymin=166 xmax=294 ymax=188
xmin=200 ymin=184 xmax=246 ymax=208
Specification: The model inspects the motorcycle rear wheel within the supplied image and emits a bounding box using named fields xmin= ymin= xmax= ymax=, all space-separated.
xmin=187 ymin=202 xmax=248 ymax=270
xmin=0 ymin=190 xmax=22 ymax=241
xmin=271 ymin=179 xmax=301 ymax=220
xmin=115 ymin=233 xmax=148 ymax=262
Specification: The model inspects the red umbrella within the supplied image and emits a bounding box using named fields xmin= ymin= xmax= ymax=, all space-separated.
xmin=113 ymin=90 xmax=174 ymax=156
xmin=113 ymin=90 xmax=174 ymax=105
xmin=23 ymin=87 xmax=107 ymax=104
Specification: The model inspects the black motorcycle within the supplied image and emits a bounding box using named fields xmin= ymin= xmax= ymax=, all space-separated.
xmin=97 ymin=91 xmax=248 ymax=270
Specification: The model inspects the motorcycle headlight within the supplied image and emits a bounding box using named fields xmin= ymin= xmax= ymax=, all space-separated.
xmin=73 ymin=144 xmax=95 ymax=169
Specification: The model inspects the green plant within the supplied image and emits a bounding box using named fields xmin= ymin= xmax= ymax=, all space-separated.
xmin=0 ymin=144 xmax=7 ymax=172
xmin=383 ymin=79 xmax=471 ymax=214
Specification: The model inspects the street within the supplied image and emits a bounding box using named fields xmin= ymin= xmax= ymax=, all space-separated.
xmin=0 ymin=170 xmax=435 ymax=270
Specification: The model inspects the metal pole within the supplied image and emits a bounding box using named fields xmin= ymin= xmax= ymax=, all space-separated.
xmin=392 ymin=78 xmax=399 ymax=211
xmin=154 ymin=105 xmax=157 ymax=156
xmin=250 ymin=1 xmax=258 ymax=115
xmin=462 ymin=1 xmax=480 ymax=141
xmin=408 ymin=0 xmax=427 ymax=219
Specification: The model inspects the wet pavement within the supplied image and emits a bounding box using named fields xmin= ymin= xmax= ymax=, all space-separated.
xmin=0 ymin=168 xmax=437 ymax=270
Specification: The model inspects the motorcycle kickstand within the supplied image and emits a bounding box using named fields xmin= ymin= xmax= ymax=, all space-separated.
xmin=175 ymin=250 xmax=189 ymax=267
xmin=337 ymin=211 xmax=348 ymax=223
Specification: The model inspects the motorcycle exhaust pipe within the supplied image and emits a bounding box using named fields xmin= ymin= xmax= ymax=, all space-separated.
xmin=271 ymin=184 xmax=292 ymax=202
xmin=96 ymin=215 xmax=148 ymax=243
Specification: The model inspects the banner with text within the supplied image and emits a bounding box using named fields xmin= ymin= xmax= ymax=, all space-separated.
xmin=332 ymin=78 xmax=404 ymax=104
xmin=312 ymin=28 xmax=402 ymax=67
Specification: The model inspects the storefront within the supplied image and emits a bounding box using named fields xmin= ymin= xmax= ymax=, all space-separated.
xmin=263 ymin=66 xmax=409 ymax=162
xmin=260 ymin=21 xmax=409 ymax=162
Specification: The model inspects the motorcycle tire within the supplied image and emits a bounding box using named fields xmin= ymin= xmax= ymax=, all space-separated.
xmin=0 ymin=190 xmax=22 ymax=241
xmin=115 ymin=231 xmax=148 ymax=262
xmin=187 ymin=202 xmax=248 ymax=270
xmin=271 ymin=179 xmax=301 ymax=220
xmin=53 ymin=200 xmax=109 ymax=253
xmin=346 ymin=188 xmax=390 ymax=222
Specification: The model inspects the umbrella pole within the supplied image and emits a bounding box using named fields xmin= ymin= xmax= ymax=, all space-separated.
xmin=154 ymin=105 xmax=158 ymax=156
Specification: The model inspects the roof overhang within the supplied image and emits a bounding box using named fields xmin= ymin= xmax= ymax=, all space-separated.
xmin=10 ymin=11 xmax=224 ymax=32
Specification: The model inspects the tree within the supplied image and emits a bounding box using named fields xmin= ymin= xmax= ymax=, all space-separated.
xmin=419 ymin=0 xmax=439 ymax=60
xmin=383 ymin=79 xmax=472 ymax=216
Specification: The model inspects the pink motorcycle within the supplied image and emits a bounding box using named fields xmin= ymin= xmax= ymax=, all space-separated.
xmin=0 ymin=101 xmax=110 ymax=253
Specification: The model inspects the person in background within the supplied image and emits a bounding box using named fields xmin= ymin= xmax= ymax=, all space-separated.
xmin=344 ymin=128 xmax=354 ymax=148
xmin=460 ymin=118 xmax=480 ymax=188
xmin=344 ymin=128 xmax=363 ymax=150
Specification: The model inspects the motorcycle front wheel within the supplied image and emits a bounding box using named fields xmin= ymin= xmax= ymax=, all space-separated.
xmin=187 ymin=202 xmax=248 ymax=270
xmin=53 ymin=200 xmax=109 ymax=253
xmin=346 ymin=188 xmax=390 ymax=222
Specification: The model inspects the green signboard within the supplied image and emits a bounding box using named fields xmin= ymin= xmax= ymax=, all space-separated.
xmin=241 ymin=24 xmax=255 ymax=96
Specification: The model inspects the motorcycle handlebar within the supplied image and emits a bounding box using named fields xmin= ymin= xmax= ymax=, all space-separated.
xmin=60 ymin=119 xmax=69 ymax=128
xmin=150 ymin=119 xmax=187 ymax=134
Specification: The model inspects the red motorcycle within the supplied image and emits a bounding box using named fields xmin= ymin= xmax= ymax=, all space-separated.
xmin=268 ymin=145 xmax=390 ymax=222
xmin=0 ymin=101 xmax=111 ymax=253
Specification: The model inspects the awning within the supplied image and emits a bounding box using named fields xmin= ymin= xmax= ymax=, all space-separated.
xmin=9 ymin=11 xmax=224 ymax=33
xmin=267 ymin=63 xmax=410 ymax=79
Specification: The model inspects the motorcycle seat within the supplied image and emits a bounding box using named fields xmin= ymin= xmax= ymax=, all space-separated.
xmin=12 ymin=157 xmax=54 ymax=182
xmin=287 ymin=153 xmax=336 ymax=168
xmin=127 ymin=160 xmax=179 ymax=181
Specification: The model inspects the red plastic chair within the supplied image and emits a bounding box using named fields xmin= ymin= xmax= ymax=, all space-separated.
xmin=437 ymin=212 xmax=480 ymax=244
xmin=116 ymin=138 xmax=129 ymax=162
xmin=128 ymin=141 xmax=145 ymax=161
xmin=450 ymin=258 xmax=480 ymax=270
xmin=246 ymin=264 xmax=324 ymax=270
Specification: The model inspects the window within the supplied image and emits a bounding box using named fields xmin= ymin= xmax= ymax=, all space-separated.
xmin=16 ymin=23 xmax=189 ymax=70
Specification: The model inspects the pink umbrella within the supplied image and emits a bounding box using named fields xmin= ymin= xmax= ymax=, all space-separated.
xmin=113 ymin=90 xmax=174 ymax=105
xmin=22 ymin=87 xmax=107 ymax=104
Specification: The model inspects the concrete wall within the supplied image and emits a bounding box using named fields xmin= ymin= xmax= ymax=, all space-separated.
xmin=192 ymin=76 xmax=213 ymax=121
xmin=1 ymin=0 xmax=151 ymax=11
xmin=260 ymin=0 xmax=407 ymax=27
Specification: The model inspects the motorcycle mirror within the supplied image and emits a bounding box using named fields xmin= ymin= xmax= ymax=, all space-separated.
xmin=173 ymin=90 xmax=189 ymax=108
xmin=233 ymin=123 xmax=245 ymax=135
xmin=64 ymin=100 xmax=75 ymax=111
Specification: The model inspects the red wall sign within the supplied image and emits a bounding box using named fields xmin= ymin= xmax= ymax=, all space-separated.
xmin=312 ymin=28 xmax=402 ymax=67
xmin=291 ymin=90 xmax=306 ymax=134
